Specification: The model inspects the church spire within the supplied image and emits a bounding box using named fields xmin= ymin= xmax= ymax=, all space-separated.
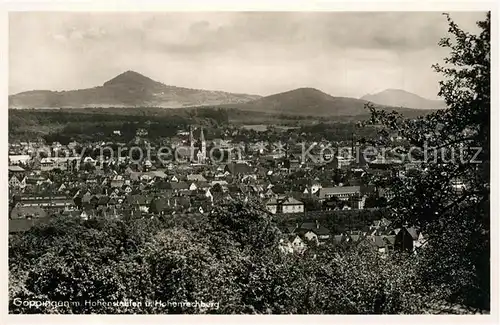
xmin=189 ymin=125 xmax=194 ymax=147
xmin=189 ymin=125 xmax=195 ymax=162
xmin=200 ymin=127 xmax=205 ymax=143
xmin=200 ymin=127 xmax=207 ymax=163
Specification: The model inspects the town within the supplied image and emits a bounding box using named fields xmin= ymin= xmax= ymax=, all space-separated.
xmin=8 ymin=122 xmax=438 ymax=255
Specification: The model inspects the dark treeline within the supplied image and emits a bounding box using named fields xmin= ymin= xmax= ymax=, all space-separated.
xmin=9 ymin=108 xmax=231 ymax=144
xmin=297 ymin=122 xmax=379 ymax=142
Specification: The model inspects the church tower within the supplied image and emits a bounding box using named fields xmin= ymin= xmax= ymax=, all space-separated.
xmin=189 ymin=125 xmax=195 ymax=162
xmin=200 ymin=127 xmax=207 ymax=163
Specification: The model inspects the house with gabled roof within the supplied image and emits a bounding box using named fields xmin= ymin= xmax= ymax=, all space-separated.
xmin=110 ymin=176 xmax=125 ymax=188
xmin=224 ymin=163 xmax=252 ymax=175
xmin=279 ymin=234 xmax=306 ymax=254
xmin=19 ymin=176 xmax=27 ymax=189
xmin=148 ymin=170 xmax=167 ymax=179
xmin=369 ymin=218 xmax=392 ymax=231
xmin=9 ymin=175 xmax=21 ymax=188
xmin=122 ymin=184 xmax=133 ymax=194
xmin=302 ymin=182 xmax=323 ymax=195
xmin=57 ymin=183 xmax=67 ymax=193
xmin=9 ymin=165 xmax=25 ymax=173
xmin=126 ymin=194 xmax=152 ymax=212
xmin=368 ymin=235 xmax=396 ymax=254
xmin=139 ymin=173 xmax=153 ymax=182
xmin=164 ymin=181 xmax=189 ymax=193
xmin=186 ymin=174 xmax=207 ymax=182
xmin=10 ymin=206 xmax=47 ymax=219
xmin=8 ymin=155 xmax=31 ymax=166
xmin=265 ymin=196 xmax=304 ymax=214
xmin=187 ymin=182 xmax=197 ymax=192
xmin=389 ymin=226 xmax=423 ymax=252
xmin=294 ymin=221 xmax=331 ymax=243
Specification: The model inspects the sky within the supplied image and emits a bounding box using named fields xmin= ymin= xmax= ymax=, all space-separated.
xmin=9 ymin=11 xmax=487 ymax=99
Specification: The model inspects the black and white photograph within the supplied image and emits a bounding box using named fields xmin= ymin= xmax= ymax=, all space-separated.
xmin=5 ymin=4 xmax=494 ymax=318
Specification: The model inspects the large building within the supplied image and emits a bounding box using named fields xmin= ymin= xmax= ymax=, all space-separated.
xmin=15 ymin=195 xmax=74 ymax=211
xmin=266 ymin=196 xmax=304 ymax=214
xmin=318 ymin=186 xmax=361 ymax=201
xmin=317 ymin=186 xmax=366 ymax=209
xmin=8 ymin=155 xmax=31 ymax=165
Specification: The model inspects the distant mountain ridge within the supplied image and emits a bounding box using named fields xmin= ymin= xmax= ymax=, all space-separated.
xmin=9 ymin=71 xmax=261 ymax=109
xmin=230 ymin=87 xmax=375 ymax=116
xmin=361 ymin=89 xmax=446 ymax=109
xmin=228 ymin=87 xmax=435 ymax=117
xmin=9 ymin=71 xmax=439 ymax=117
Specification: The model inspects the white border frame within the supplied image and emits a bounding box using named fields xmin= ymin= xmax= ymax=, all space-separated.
xmin=0 ymin=1 xmax=498 ymax=324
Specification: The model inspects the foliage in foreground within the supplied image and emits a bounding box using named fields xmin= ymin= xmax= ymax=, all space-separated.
xmin=10 ymin=203 xmax=441 ymax=314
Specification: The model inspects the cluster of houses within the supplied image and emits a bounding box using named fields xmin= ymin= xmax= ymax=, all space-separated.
xmin=279 ymin=218 xmax=427 ymax=256
xmin=9 ymin=162 xmax=374 ymax=219
xmin=8 ymin=127 xmax=434 ymax=254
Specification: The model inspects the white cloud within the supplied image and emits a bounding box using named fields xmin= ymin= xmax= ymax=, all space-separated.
xmin=9 ymin=11 xmax=487 ymax=98
xmin=51 ymin=33 xmax=67 ymax=42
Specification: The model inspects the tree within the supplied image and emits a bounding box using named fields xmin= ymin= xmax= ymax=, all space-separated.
xmin=211 ymin=183 xmax=223 ymax=193
xmin=365 ymin=12 xmax=490 ymax=310
xmin=80 ymin=162 xmax=95 ymax=172
xmin=148 ymin=197 xmax=164 ymax=215
xmin=9 ymin=217 xmax=164 ymax=314
xmin=205 ymin=200 xmax=282 ymax=252
xmin=364 ymin=193 xmax=387 ymax=209
xmin=301 ymin=196 xmax=322 ymax=211
xmin=142 ymin=227 xmax=233 ymax=313
xmin=322 ymin=195 xmax=342 ymax=210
